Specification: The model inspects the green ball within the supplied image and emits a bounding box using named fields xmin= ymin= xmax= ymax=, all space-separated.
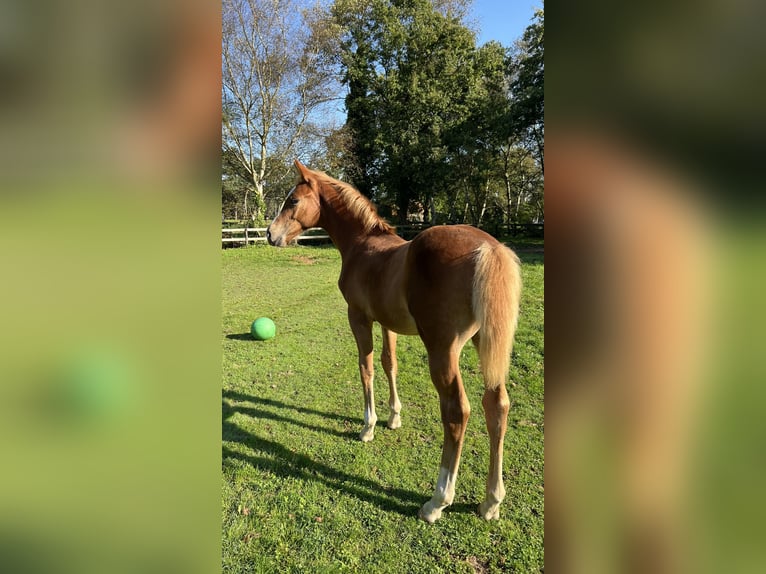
xmin=251 ymin=317 xmax=276 ymax=340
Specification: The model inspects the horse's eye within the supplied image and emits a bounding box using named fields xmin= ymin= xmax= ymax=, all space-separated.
xmin=289 ymin=197 xmax=299 ymax=206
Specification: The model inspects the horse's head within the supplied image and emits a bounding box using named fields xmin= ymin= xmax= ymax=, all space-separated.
xmin=267 ymin=160 xmax=322 ymax=247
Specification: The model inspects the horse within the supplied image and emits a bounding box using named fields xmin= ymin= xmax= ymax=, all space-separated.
xmin=267 ymin=160 xmax=522 ymax=523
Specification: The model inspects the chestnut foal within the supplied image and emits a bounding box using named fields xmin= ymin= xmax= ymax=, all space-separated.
xmin=267 ymin=161 xmax=521 ymax=523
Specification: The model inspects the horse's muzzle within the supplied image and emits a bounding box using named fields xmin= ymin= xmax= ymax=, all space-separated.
xmin=266 ymin=226 xmax=284 ymax=247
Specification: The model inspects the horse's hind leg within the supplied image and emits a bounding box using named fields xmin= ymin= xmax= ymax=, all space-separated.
xmin=381 ymin=326 xmax=402 ymax=429
xmin=478 ymin=384 xmax=510 ymax=520
xmin=419 ymin=344 xmax=471 ymax=523
xmin=348 ymin=307 xmax=376 ymax=442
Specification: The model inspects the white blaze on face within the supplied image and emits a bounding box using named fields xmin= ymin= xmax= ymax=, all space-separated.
xmin=278 ymin=187 xmax=296 ymax=213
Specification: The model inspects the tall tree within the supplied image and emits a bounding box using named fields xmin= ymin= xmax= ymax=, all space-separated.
xmin=323 ymin=0 xmax=544 ymax=227
xmin=222 ymin=0 xmax=338 ymax=220
xmin=333 ymin=0 xmax=480 ymax=222
xmin=509 ymin=8 xmax=544 ymax=171
xmin=442 ymin=40 xmax=508 ymax=226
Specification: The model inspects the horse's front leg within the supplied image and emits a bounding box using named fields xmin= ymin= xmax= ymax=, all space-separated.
xmin=348 ymin=307 xmax=376 ymax=442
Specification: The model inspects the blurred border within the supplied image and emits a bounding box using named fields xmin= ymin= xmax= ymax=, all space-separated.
xmin=0 ymin=1 xmax=221 ymax=573
xmin=547 ymin=1 xmax=766 ymax=572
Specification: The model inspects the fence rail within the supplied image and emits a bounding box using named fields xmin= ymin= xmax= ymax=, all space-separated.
xmin=222 ymin=223 xmax=542 ymax=245
xmin=222 ymin=227 xmax=329 ymax=244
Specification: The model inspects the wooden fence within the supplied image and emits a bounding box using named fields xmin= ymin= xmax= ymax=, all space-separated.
xmin=506 ymin=223 xmax=544 ymax=237
xmin=222 ymin=223 xmax=542 ymax=245
xmin=221 ymin=227 xmax=329 ymax=245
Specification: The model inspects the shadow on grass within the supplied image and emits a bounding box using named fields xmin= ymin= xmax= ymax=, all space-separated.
xmin=222 ymin=397 xmax=425 ymax=517
xmin=223 ymin=390 xmax=362 ymax=426
xmin=223 ymin=399 xmax=356 ymax=440
xmin=225 ymin=333 xmax=255 ymax=341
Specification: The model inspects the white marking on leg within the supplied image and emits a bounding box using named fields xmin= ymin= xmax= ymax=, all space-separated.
xmin=478 ymin=454 xmax=506 ymax=520
xmin=360 ymin=378 xmax=377 ymax=442
xmin=434 ymin=466 xmax=457 ymax=505
xmin=478 ymin=483 xmax=505 ymax=520
xmin=364 ymin=399 xmax=377 ymax=427
xmin=387 ymin=374 xmax=402 ymax=429
xmin=419 ymin=466 xmax=458 ymax=523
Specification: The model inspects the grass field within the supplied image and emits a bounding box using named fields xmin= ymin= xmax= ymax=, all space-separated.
xmin=222 ymin=243 xmax=544 ymax=573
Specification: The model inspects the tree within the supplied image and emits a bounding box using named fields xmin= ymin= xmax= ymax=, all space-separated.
xmin=221 ymin=145 xmax=251 ymax=220
xmin=442 ymin=40 xmax=508 ymax=226
xmin=319 ymin=0 xmax=544 ymax=228
xmin=509 ymin=8 xmax=544 ymax=171
xmin=222 ymin=0 xmax=339 ymax=220
xmin=332 ymin=0 xmax=484 ymax=222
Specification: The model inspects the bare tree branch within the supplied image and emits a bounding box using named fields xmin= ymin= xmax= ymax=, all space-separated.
xmin=222 ymin=0 xmax=340 ymax=219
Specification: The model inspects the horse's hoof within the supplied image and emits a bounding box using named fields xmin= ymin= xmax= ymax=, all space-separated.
xmin=359 ymin=426 xmax=375 ymax=442
xmin=478 ymin=500 xmax=501 ymax=520
xmin=387 ymin=413 xmax=401 ymax=429
xmin=418 ymin=502 xmax=443 ymax=524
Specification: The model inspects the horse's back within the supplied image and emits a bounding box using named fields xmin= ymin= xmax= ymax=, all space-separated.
xmin=409 ymin=224 xmax=501 ymax=261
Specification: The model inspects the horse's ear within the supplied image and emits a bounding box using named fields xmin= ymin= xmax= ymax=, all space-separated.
xmin=294 ymin=160 xmax=312 ymax=183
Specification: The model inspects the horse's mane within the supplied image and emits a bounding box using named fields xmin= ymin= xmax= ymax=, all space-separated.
xmin=311 ymin=170 xmax=396 ymax=235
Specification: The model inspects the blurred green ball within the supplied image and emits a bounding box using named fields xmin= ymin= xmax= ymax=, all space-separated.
xmin=56 ymin=346 xmax=135 ymax=423
xmin=251 ymin=317 xmax=276 ymax=340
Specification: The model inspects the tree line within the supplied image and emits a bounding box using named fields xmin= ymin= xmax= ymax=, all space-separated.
xmin=223 ymin=0 xmax=543 ymax=232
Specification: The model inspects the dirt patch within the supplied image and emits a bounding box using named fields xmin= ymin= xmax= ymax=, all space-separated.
xmin=466 ymin=556 xmax=490 ymax=574
xmin=290 ymin=255 xmax=317 ymax=265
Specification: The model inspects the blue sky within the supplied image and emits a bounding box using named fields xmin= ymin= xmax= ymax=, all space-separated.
xmin=470 ymin=0 xmax=541 ymax=47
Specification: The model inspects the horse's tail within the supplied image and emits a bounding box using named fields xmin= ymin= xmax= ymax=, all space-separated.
xmin=472 ymin=242 xmax=522 ymax=390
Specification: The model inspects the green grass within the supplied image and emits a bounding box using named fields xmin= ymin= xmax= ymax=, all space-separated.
xmin=222 ymin=244 xmax=544 ymax=573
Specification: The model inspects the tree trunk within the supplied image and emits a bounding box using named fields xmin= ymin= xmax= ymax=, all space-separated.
xmin=253 ymin=142 xmax=267 ymax=220
xmin=515 ymin=187 xmax=523 ymax=219
xmin=477 ymin=195 xmax=487 ymax=227
xmin=476 ymin=179 xmax=489 ymax=226
xmin=505 ymin=172 xmax=513 ymax=230
xmin=502 ymin=143 xmax=513 ymax=231
xmin=428 ymin=196 xmax=435 ymax=225
xmin=463 ymin=190 xmax=470 ymax=223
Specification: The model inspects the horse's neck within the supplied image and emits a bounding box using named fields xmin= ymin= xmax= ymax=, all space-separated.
xmin=317 ymin=188 xmax=372 ymax=256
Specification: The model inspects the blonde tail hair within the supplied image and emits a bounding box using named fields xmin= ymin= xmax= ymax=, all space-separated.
xmin=472 ymin=243 xmax=522 ymax=390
